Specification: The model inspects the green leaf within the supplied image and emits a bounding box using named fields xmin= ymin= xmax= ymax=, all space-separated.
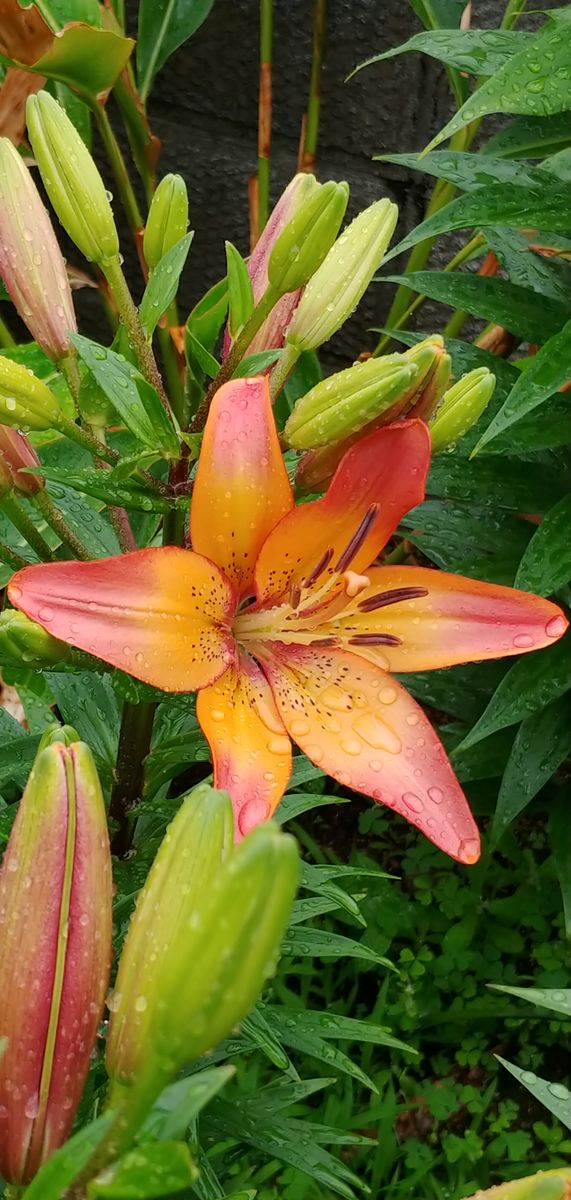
xmin=282 ymin=925 xmax=393 ymax=968
xmin=381 ymin=271 xmax=568 ymax=343
xmin=225 ymin=241 xmax=254 ymax=339
xmin=0 ymin=734 xmax=41 ymax=791
xmin=23 ymin=1113 xmax=115 ymax=1200
xmin=403 ymin=660 xmax=507 ymax=724
xmin=375 ymin=149 xmax=538 ymax=190
xmin=36 ymin=466 xmax=183 ymax=514
xmin=232 ymin=349 xmax=281 ymax=377
xmin=137 ymin=0 xmax=215 ymax=101
xmin=402 ymin=499 xmax=534 ymax=585
xmin=484 ymin=111 xmax=571 ymax=160
xmin=550 ymin=792 xmax=571 ymax=940
xmin=185 ymin=276 xmax=228 ymax=356
xmin=384 ymin=181 xmax=571 ymax=264
xmin=264 ymin=1004 xmax=415 ymax=1054
xmin=185 ymin=329 xmax=220 ymax=380
xmin=473 ymin=320 xmax=571 ymax=452
xmin=424 ymin=15 xmax=571 ymax=152
xmin=87 ymin=1140 xmax=196 ymax=1197
xmin=496 ymin=1056 xmax=571 ymax=1132
xmin=240 ymin=1006 xmax=292 ymax=1071
xmin=139 ymin=233 xmax=193 ymax=336
xmin=45 ymin=672 xmax=120 ymax=770
xmin=144 ymin=1067 xmax=235 ymax=1141
xmin=485 ymin=226 xmax=571 ymax=304
xmin=490 ymin=984 xmax=571 ymax=1019
xmin=492 ymin=695 xmax=571 ymax=839
xmin=351 ymin=30 xmax=530 ymax=81
xmin=426 ymin=455 xmax=566 ymax=515
xmin=515 ymin=495 xmax=571 ymax=596
xmin=274 ymin=791 xmax=350 ymax=824
xmin=457 ymin=633 xmax=571 ymax=751
xmin=24 ymin=26 xmax=134 ymax=98
xmin=72 ymin=334 xmax=180 ymax=458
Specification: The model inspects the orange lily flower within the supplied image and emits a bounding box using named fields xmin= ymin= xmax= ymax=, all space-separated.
xmin=8 ymin=378 xmax=567 ymax=863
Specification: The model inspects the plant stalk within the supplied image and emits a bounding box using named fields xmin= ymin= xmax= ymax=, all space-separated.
xmin=269 ymin=340 xmax=300 ymax=402
xmin=109 ymin=699 xmax=157 ymax=857
xmin=33 ymin=489 xmax=92 ymax=561
xmin=102 ymin=256 xmax=172 ymax=413
xmin=90 ymin=101 xmax=145 ymax=248
xmin=0 ymin=314 xmax=15 ymax=349
xmin=0 ymin=541 xmax=28 ymax=571
xmin=1 ymin=495 xmax=54 ymax=562
xmin=257 ymin=0 xmax=273 ymax=236
xmin=300 ymin=0 xmax=326 ymax=172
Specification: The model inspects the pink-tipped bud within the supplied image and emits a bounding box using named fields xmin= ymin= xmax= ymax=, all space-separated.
xmin=223 ymin=173 xmax=318 ymax=358
xmin=0 ymin=730 xmax=112 ymax=1184
xmin=0 ymin=138 xmax=77 ymax=360
xmin=0 ymin=425 xmax=43 ymax=495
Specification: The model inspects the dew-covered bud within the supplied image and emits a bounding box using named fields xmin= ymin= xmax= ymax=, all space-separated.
xmin=0 ymin=610 xmax=73 ymax=668
xmin=143 ymin=173 xmax=189 ymax=271
xmin=0 ymin=355 xmax=62 ymax=430
xmin=0 ymin=139 xmax=77 ymax=359
xmin=0 ymin=734 xmax=112 ymax=1184
xmin=106 ymin=783 xmax=234 ymax=1086
xmin=26 ymin=92 xmax=120 ymax=266
xmin=464 ymin=1170 xmax=571 ymax=1200
xmin=285 ymin=198 xmax=398 ymax=352
xmin=268 ymin=179 xmax=349 ymax=296
xmin=283 ymin=355 xmax=418 ymax=450
xmin=402 ymin=335 xmax=452 ymax=421
xmin=429 ymin=367 xmax=496 ymax=453
xmin=0 ymin=426 xmax=43 ymax=495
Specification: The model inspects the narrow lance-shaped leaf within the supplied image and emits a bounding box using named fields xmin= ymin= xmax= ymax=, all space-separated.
xmin=137 ymin=0 xmax=215 ymax=101
xmin=349 ymin=29 xmax=531 ymax=80
xmin=139 ymin=232 xmax=194 ymax=336
xmin=473 ymin=319 xmax=571 ymax=452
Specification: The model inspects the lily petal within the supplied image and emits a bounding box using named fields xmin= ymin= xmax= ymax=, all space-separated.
xmin=197 ymin=652 xmax=292 ymax=838
xmin=320 ymin=565 xmax=569 ymax=672
xmin=8 ymin=549 xmax=236 ymax=693
xmin=255 ymin=420 xmax=430 ymax=605
xmin=258 ymin=642 xmax=480 ymax=864
xmin=191 ymin=376 xmax=293 ymax=595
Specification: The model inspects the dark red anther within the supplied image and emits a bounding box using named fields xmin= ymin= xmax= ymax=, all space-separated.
xmin=348 ymin=633 xmax=402 ymax=647
xmin=357 ymin=586 xmax=428 ymax=613
xmin=304 ymin=546 xmax=334 ymax=589
xmin=334 ymin=504 xmax=379 ymax=574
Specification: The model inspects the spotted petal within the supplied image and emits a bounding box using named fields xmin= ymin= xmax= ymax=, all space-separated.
xmin=8 ymin=549 xmax=236 ymax=692
xmin=197 ymin=652 xmax=292 ymax=838
xmin=191 ymin=376 xmax=293 ymax=595
xmin=318 ymin=565 xmax=569 ymax=672
xmin=255 ymin=420 xmax=430 ymax=605
xmin=258 ymin=642 xmax=480 ymax=864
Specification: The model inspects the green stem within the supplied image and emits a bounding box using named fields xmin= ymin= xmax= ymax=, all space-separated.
xmin=269 ymin=340 xmax=301 ymax=403
xmin=383 ymin=539 xmax=409 ymax=566
xmin=90 ymin=426 xmax=138 ymax=553
xmin=90 ymin=102 xmax=145 ymax=241
xmin=109 ymin=700 xmax=157 ymax=858
xmin=0 ymin=314 xmax=15 ymax=349
xmin=59 ymin=353 xmax=81 ymax=413
xmin=0 ymin=541 xmax=28 ymax=571
xmin=59 ymin=415 xmax=121 ymax=466
xmin=102 ymin=256 xmax=171 ymax=413
xmin=1 ymin=494 xmax=54 ymax=561
xmin=33 ymin=489 xmax=92 ymax=561
xmin=501 ymin=0 xmax=527 ymax=30
xmin=257 ymin=0 xmax=273 ymax=234
xmin=442 ymin=308 xmax=469 ymax=339
xmin=300 ymin=0 xmax=326 ymax=172
xmin=190 ymin=284 xmax=280 ymax=431
xmin=375 ymin=232 xmax=486 ymax=346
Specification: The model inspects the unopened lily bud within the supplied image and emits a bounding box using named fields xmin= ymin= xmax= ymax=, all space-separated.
xmin=26 ymin=92 xmax=119 ymax=266
xmin=429 ymin=367 xmax=496 ymax=453
xmin=153 ymin=821 xmax=299 ymax=1073
xmin=284 ymin=355 xmax=418 ymax=450
xmin=106 ymin=783 xmax=234 ymax=1086
xmin=144 ymin=173 xmax=189 ymax=271
xmin=465 ymin=1170 xmax=571 ymax=1200
xmin=0 ymin=139 xmax=77 ymax=360
xmin=0 ymin=736 xmax=112 ymax=1184
xmin=223 ymin=173 xmax=318 ymax=358
xmin=0 ymin=455 xmax=13 ymax=497
xmin=268 ymin=179 xmax=349 ymax=296
xmin=403 ymin=335 xmax=452 ymax=421
xmin=0 ymin=610 xmax=73 ymax=668
xmin=0 ymin=426 xmax=43 ymax=495
xmin=0 ymin=355 xmax=62 ymax=430
xmin=285 ymin=197 xmax=398 ymax=352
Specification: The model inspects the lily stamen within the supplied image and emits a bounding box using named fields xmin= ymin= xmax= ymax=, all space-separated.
xmin=357 ymin=585 xmax=429 ymax=613
xmin=334 ymin=503 xmax=380 ymax=573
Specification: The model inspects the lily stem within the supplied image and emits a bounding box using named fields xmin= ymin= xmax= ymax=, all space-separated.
xmin=0 ymin=541 xmax=27 ymax=571
xmin=103 ymin=255 xmax=172 ymax=413
xmin=189 ymin=284 xmax=280 ymax=431
xmin=0 ymin=315 xmax=15 ymax=349
xmin=33 ymin=489 xmax=92 ymax=561
xmin=1 ymin=495 xmax=54 ymax=562
xmin=299 ymin=0 xmax=326 ymax=172
xmin=257 ymin=0 xmax=273 ymax=234
xmin=109 ymin=699 xmax=157 ymax=857
xmin=269 ymin=340 xmax=300 ymax=402
xmin=90 ymin=101 xmax=145 ymax=249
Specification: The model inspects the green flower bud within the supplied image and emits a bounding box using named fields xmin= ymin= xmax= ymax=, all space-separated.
xmin=0 ymin=355 xmax=62 ymax=431
xmin=143 ymin=174 xmax=189 ymax=271
xmin=0 ymin=610 xmax=74 ymax=668
xmin=284 ymin=355 xmax=418 ymax=450
xmin=429 ymin=367 xmax=496 ymax=453
xmin=466 ymin=1171 xmax=571 ymax=1200
xmin=153 ymin=821 xmax=299 ymax=1073
xmin=268 ymin=179 xmax=349 ymax=296
xmin=403 ymin=335 xmax=452 ymax=421
xmin=26 ymin=92 xmax=120 ymax=266
xmin=106 ymin=783 xmax=234 ymax=1085
xmin=285 ymin=198 xmax=398 ymax=351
